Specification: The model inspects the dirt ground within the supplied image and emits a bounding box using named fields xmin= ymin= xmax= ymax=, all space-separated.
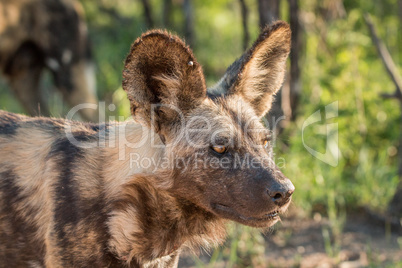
xmin=179 ymin=208 xmax=402 ymax=268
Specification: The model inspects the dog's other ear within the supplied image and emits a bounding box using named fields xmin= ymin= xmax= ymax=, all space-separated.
xmin=123 ymin=30 xmax=207 ymax=129
xmin=208 ymin=21 xmax=291 ymax=118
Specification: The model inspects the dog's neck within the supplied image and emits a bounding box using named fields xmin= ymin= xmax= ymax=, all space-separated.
xmin=106 ymin=175 xmax=226 ymax=266
xmin=101 ymin=120 xmax=166 ymax=199
xmin=96 ymin=121 xmax=226 ymax=265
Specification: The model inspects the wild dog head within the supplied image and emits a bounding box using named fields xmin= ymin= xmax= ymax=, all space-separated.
xmin=123 ymin=21 xmax=294 ymax=228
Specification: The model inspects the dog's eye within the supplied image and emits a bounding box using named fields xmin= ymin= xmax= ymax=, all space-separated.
xmin=263 ymin=135 xmax=272 ymax=148
xmin=263 ymin=139 xmax=269 ymax=148
xmin=212 ymin=145 xmax=227 ymax=154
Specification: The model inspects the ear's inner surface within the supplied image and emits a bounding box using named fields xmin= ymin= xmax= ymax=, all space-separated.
xmin=208 ymin=21 xmax=291 ymax=118
xmin=207 ymin=54 xmax=246 ymax=97
xmin=123 ymin=31 xmax=207 ymax=130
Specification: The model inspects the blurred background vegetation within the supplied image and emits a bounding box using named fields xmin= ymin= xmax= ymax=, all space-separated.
xmin=0 ymin=0 xmax=401 ymax=266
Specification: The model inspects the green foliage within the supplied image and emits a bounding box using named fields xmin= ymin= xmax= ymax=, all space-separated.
xmin=280 ymin=0 xmax=401 ymax=216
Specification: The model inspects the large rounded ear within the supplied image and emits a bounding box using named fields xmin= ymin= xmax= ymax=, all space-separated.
xmin=208 ymin=21 xmax=291 ymax=118
xmin=123 ymin=30 xmax=207 ymax=130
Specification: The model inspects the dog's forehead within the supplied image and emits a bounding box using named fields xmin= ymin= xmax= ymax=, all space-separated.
xmin=189 ymin=96 xmax=268 ymax=139
xmin=221 ymin=96 xmax=269 ymax=139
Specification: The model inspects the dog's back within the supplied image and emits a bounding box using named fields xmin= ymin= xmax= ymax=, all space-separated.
xmin=0 ymin=111 xmax=182 ymax=267
xmin=0 ymin=111 xmax=114 ymax=267
xmin=0 ymin=111 xmax=54 ymax=266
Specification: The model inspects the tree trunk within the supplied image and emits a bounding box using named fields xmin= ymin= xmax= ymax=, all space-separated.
xmin=388 ymin=102 xmax=402 ymax=217
xmin=258 ymin=0 xmax=282 ymax=131
xmin=162 ymin=0 xmax=172 ymax=28
xmin=140 ymin=0 xmax=154 ymax=29
xmin=182 ymin=0 xmax=194 ymax=47
xmin=258 ymin=0 xmax=280 ymax=28
xmin=238 ymin=0 xmax=250 ymax=50
xmin=286 ymin=0 xmax=301 ymax=120
xmin=399 ymin=0 xmax=402 ymax=37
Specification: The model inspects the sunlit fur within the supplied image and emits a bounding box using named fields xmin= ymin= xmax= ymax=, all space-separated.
xmin=0 ymin=21 xmax=293 ymax=267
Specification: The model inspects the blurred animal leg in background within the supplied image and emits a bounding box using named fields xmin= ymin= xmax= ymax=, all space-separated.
xmin=50 ymin=52 xmax=98 ymax=122
xmin=4 ymin=41 xmax=51 ymax=117
xmin=44 ymin=0 xmax=98 ymax=121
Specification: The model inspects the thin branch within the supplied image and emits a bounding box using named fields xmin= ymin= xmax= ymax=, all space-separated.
xmin=364 ymin=13 xmax=402 ymax=96
xmin=380 ymin=91 xmax=402 ymax=100
xmin=365 ymin=13 xmax=402 ymax=216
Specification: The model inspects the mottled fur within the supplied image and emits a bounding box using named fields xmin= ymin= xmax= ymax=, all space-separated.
xmin=0 ymin=0 xmax=97 ymax=121
xmin=0 ymin=21 xmax=293 ymax=267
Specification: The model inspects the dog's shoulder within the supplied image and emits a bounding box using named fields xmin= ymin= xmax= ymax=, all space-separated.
xmin=0 ymin=110 xmax=26 ymax=136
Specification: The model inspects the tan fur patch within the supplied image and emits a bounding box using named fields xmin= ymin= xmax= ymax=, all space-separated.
xmin=107 ymin=205 xmax=141 ymax=263
xmin=102 ymin=120 xmax=165 ymax=200
xmin=0 ymin=127 xmax=55 ymax=245
xmin=236 ymin=24 xmax=291 ymax=117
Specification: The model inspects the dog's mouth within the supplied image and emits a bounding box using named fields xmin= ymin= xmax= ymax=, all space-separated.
xmin=211 ymin=203 xmax=281 ymax=228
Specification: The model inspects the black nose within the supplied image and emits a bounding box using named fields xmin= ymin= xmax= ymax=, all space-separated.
xmin=267 ymin=182 xmax=295 ymax=206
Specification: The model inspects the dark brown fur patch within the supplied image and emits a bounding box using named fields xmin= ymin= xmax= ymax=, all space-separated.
xmin=108 ymin=176 xmax=226 ymax=264
xmin=0 ymin=111 xmax=21 ymax=135
xmin=0 ymin=169 xmax=46 ymax=267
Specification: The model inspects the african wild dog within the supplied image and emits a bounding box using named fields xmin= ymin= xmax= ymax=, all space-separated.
xmin=0 ymin=0 xmax=97 ymax=121
xmin=0 ymin=21 xmax=294 ymax=267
